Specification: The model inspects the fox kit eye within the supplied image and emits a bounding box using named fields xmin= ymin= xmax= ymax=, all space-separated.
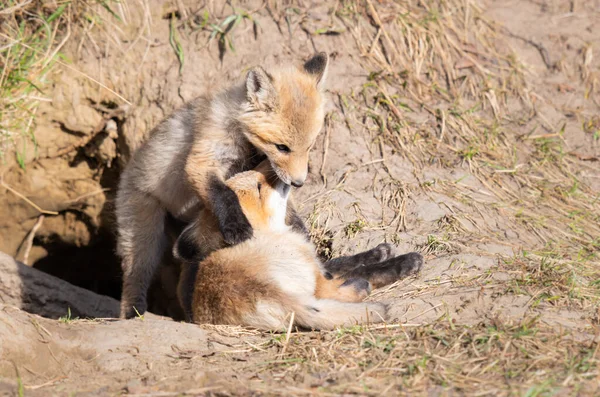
xmin=275 ymin=144 xmax=291 ymax=153
xmin=257 ymin=182 xmax=262 ymax=193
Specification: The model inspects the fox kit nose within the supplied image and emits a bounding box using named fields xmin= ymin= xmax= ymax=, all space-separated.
xmin=291 ymin=180 xmax=304 ymax=188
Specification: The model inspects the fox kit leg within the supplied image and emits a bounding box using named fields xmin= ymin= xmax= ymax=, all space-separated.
xmin=186 ymin=134 xmax=253 ymax=245
xmin=285 ymin=200 xmax=309 ymax=235
xmin=285 ymin=209 xmax=398 ymax=275
xmin=173 ymin=221 xmax=207 ymax=322
xmin=207 ymin=174 xmax=253 ymax=245
xmin=339 ymin=252 xmax=424 ymax=289
xmin=315 ymin=271 xmax=372 ymax=302
xmin=116 ymin=190 xmax=168 ymax=319
xmin=177 ymin=261 xmax=199 ymax=322
xmin=323 ymin=243 xmax=397 ymax=275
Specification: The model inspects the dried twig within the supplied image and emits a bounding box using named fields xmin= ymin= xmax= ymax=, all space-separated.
xmin=0 ymin=180 xmax=59 ymax=215
xmin=25 ymin=376 xmax=67 ymax=390
xmin=21 ymin=215 xmax=44 ymax=265
xmin=279 ymin=311 xmax=295 ymax=358
xmin=319 ymin=114 xmax=332 ymax=185
xmin=0 ymin=0 xmax=32 ymax=15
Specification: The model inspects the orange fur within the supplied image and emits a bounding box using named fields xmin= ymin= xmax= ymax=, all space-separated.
xmin=188 ymin=165 xmax=387 ymax=330
xmin=314 ymin=272 xmax=368 ymax=303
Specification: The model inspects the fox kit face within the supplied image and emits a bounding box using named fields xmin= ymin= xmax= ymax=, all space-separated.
xmin=239 ymin=53 xmax=329 ymax=187
xmin=226 ymin=163 xmax=290 ymax=232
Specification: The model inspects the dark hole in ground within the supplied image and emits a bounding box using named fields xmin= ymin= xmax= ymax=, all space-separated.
xmin=32 ymin=231 xmax=123 ymax=301
xmin=28 ymin=159 xmax=187 ymax=319
xmin=31 ymin=158 xmax=124 ymax=303
xmin=25 ymin=111 xmax=185 ymax=319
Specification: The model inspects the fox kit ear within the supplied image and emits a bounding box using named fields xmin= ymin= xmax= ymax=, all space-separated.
xmin=303 ymin=52 xmax=329 ymax=89
xmin=246 ymin=67 xmax=276 ymax=110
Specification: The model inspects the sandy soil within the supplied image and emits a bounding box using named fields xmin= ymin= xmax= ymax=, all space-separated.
xmin=1 ymin=0 xmax=599 ymax=395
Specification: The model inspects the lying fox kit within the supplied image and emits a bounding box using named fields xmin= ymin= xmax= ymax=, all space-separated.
xmin=116 ymin=54 xmax=329 ymax=318
xmin=180 ymin=166 xmax=388 ymax=330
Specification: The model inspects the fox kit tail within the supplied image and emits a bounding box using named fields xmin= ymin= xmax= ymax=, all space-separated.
xmin=291 ymin=299 xmax=387 ymax=330
xmin=245 ymin=297 xmax=386 ymax=331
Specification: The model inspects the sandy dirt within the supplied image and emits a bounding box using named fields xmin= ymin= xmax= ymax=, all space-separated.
xmin=0 ymin=0 xmax=599 ymax=395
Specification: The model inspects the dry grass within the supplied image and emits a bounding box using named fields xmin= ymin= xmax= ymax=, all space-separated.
xmin=0 ymin=0 xmax=123 ymax=166
xmin=240 ymin=318 xmax=599 ymax=396
xmin=315 ymin=0 xmax=600 ymax=306
xmin=1 ymin=0 xmax=599 ymax=395
xmin=296 ymin=0 xmax=600 ymax=393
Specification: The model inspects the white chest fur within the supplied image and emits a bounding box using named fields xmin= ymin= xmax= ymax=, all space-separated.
xmin=254 ymin=233 xmax=318 ymax=298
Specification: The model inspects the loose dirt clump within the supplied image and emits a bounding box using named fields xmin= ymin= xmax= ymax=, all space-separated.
xmin=1 ymin=0 xmax=599 ymax=395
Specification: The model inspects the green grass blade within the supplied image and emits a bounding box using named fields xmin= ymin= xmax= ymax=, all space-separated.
xmin=46 ymin=3 xmax=69 ymax=23
xmin=169 ymin=15 xmax=184 ymax=74
xmin=98 ymin=0 xmax=122 ymax=22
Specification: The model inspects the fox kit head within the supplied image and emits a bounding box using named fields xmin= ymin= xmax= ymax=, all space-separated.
xmin=174 ymin=162 xmax=289 ymax=262
xmin=225 ymin=161 xmax=290 ymax=232
xmin=239 ymin=53 xmax=329 ymax=188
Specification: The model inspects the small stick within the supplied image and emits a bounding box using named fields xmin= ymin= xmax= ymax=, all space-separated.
xmin=319 ymin=115 xmax=332 ymax=185
xmin=365 ymin=0 xmax=398 ymax=64
xmin=25 ymin=376 xmax=67 ymax=390
xmin=279 ymin=311 xmax=295 ymax=358
xmin=22 ymin=215 xmax=44 ymax=265
xmin=437 ymin=109 xmax=446 ymax=150
xmin=0 ymin=0 xmax=33 ymax=15
xmin=376 ymin=82 xmax=403 ymax=121
xmin=406 ymin=303 xmax=443 ymax=322
xmin=368 ymin=28 xmax=382 ymax=55
xmin=0 ymin=181 xmax=59 ymax=215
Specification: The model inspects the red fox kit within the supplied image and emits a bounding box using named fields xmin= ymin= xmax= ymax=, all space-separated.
xmin=187 ymin=167 xmax=384 ymax=329
xmin=175 ymin=163 xmax=424 ymax=329
xmin=116 ymin=54 xmax=329 ymax=318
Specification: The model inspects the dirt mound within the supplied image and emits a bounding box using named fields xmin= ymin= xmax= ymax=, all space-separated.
xmin=0 ymin=0 xmax=599 ymax=394
xmin=0 ymin=304 xmax=251 ymax=396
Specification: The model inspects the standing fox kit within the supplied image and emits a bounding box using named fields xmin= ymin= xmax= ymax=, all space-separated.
xmin=183 ymin=167 xmax=385 ymax=330
xmin=116 ymin=53 xmax=329 ymax=318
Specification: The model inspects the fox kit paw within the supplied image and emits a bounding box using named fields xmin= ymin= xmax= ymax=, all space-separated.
xmin=120 ymin=300 xmax=146 ymax=319
xmin=398 ymin=252 xmax=424 ymax=277
xmin=340 ymin=278 xmax=372 ymax=301
xmin=369 ymin=243 xmax=396 ymax=264
xmin=221 ymin=215 xmax=253 ymax=245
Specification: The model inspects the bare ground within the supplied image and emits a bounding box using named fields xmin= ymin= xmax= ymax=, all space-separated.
xmin=0 ymin=0 xmax=599 ymax=395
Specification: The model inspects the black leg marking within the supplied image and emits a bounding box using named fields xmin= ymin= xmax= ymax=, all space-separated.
xmin=340 ymin=278 xmax=372 ymax=295
xmin=173 ymin=222 xmax=202 ymax=262
xmin=341 ymin=252 xmax=424 ymax=288
xmin=323 ymin=243 xmax=395 ymax=275
xmin=177 ymin=261 xmax=199 ymax=322
xmin=173 ymin=220 xmax=211 ymax=322
xmin=286 ymin=204 xmax=309 ymax=238
xmin=208 ymin=174 xmax=253 ymax=245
